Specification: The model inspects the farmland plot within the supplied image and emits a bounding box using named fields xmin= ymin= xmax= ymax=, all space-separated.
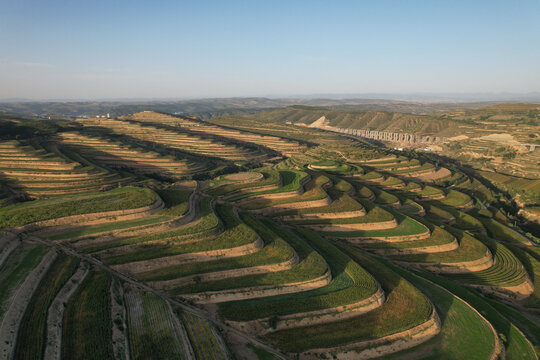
xmin=182 ymin=312 xmax=232 ymax=360
xmin=61 ymin=270 xmax=114 ymax=360
xmin=124 ymin=286 xmax=189 ymax=360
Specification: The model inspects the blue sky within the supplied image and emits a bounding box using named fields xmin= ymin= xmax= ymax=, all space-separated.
xmin=1 ymin=0 xmax=539 ymax=100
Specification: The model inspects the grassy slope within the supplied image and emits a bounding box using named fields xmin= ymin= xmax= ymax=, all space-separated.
xmin=414 ymin=271 xmax=538 ymax=359
xmin=381 ymin=260 xmax=496 ymax=360
xmin=207 ymin=169 xmax=280 ymax=196
xmin=270 ymin=188 xmax=364 ymax=217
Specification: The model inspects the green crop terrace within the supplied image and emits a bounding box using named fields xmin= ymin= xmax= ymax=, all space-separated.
xmin=170 ymin=219 xmax=328 ymax=294
xmin=217 ymin=227 xmax=379 ymax=321
xmin=102 ymin=203 xmax=258 ymax=265
xmin=138 ymin=213 xmax=295 ymax=282
xmin=0 ymin=187 xmax=156 ymax=228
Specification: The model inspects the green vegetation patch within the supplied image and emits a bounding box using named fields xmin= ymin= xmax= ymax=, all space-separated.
xmin=380 ymin=261 xmax=496 ymax=360
xmin=238 ymin=173 xmax=328 ymax=210
xmin=424 ymin=204 xmax=455 ymax=223
xmin=83 ymin=197 xmax=219 ymax=253
xmin=442 ymin=207 xmax=484 ymax=231
xmin=48 ymin=215 xmax=169 ymax=241
xmin=125 ymin=289 xmax=186 ymax=360
xmin=360 ymin=225 xmax=454 ymax=251
xmin=379 ymin=176 xmax=404 ymax=187
xmin=207 ymin=169 xmax=280 ymax=196
xmin=417 ymin=271 xmax=538 ymax=359
xmin=218 ymin=228 xmax=378 ymax=321
xmin=227 ymin=170 xmax=308 ymax=201
xmin=390 ymin=162 xmax=434 ymax=175
xmin=321 ymin=211 xmax=426 ymax=239
xmin=439 ymin=189 xmax=472 ymax=207
xmin=266 ymin=244 xmax=431 ymax=352
xmin=0 ymin=187 xmax=156 ymax=228
xmin=155 ymin=188 xmax=193 ymax=217
xmin=354 ymin=184 xmax=374 ymax=199
xmin=373 ymin=188 xmax=399 ymax=205
xmin=478 ymin=170 xmax=540 ymax=204
xmin=182 ymin=312 xmax=230 ymax=360
xmin=103 ymin=203 xmax=258 ymax=265
xmin=14 ymin=254 xmax=79 ymax=360
xmin=447 ymin=236 xmax=529 ymax=287
xmin=481 ymin=218 xmax=531 ymax=245
xmin=310 ymin=160 xmax=339 ymax=167
xmin=0 ymin=244 xmax=50 ymax=318
xmin=404 ymin=181 xmax=422 ymax=192
xmin=172 ymin=220 xmax=327 ymax=294
xmin=321 ymin=164 xmax=361 ymax=175
xmin=418 ymin=185 xmax=444 ymax=197
xmin=271 ymin=189 xmax=363 ymax=217
xmin=61 ymin=270 xmax=114 ymax=360
xmin=246 ymin=344 xmax=281 ymax=360
xmin=357 ymin=170 xmax=382 ymax=181
xmin=390 ymin=229 xmax=488 ymax=263
xmin=289 ymin=199 xmax=394 ymax=227
xmin=398 ymin=198 xmax=424 ymax=216
xmin=138 ymin=213 xmax=294 ymax=282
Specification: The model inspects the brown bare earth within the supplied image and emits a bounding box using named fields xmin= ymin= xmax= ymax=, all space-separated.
xmin=224 ymin=172 xmax=264 ymax=182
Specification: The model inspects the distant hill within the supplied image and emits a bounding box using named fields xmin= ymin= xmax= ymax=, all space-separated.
xmin=249 ymin=105 xmax=459 ymax=136
xmin=0 ymin=97 xmax=530 ymax=119
xmin=441 ymin=103 xmax=540 ymax=123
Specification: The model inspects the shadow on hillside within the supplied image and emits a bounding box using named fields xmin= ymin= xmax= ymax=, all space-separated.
xmin=0 ymin=171 xmax=33 ymax=204
xmin=80 ymin=126 xmax=244 ymax=177
xmin=122 ymin=117 xmax=282 ymax=160
xmin=57 ymin=134 xmax=184 ymax=182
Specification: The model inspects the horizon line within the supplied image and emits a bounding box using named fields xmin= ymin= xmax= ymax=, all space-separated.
xmin=2 ymin=91 xmax=540 ymax=104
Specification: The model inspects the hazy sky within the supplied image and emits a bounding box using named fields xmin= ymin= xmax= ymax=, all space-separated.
xmin=1 ymin=0 xmax=539 ymax=100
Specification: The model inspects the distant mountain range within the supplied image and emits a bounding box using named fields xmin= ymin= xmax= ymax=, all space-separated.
xmin=0 ymin=95 xmax=539 ymax=119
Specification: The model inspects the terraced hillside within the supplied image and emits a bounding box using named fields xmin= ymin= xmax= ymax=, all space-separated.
xmin=0 ymin=112 xmax=539 ymax=360
xmin=0 ymin=139 xmax=130 ymax=198
xmin=76 ymin=112 xmax=286 ymax=164
xmin=57 ymin=132 xmax=210 ymax=179
xmin=436 ymin=104 xmax=540 ymax=190
xmin=242 ymin=105 xmax=457 ymax=136
xmin=122 ymin=111 xmax=308 ymax=156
